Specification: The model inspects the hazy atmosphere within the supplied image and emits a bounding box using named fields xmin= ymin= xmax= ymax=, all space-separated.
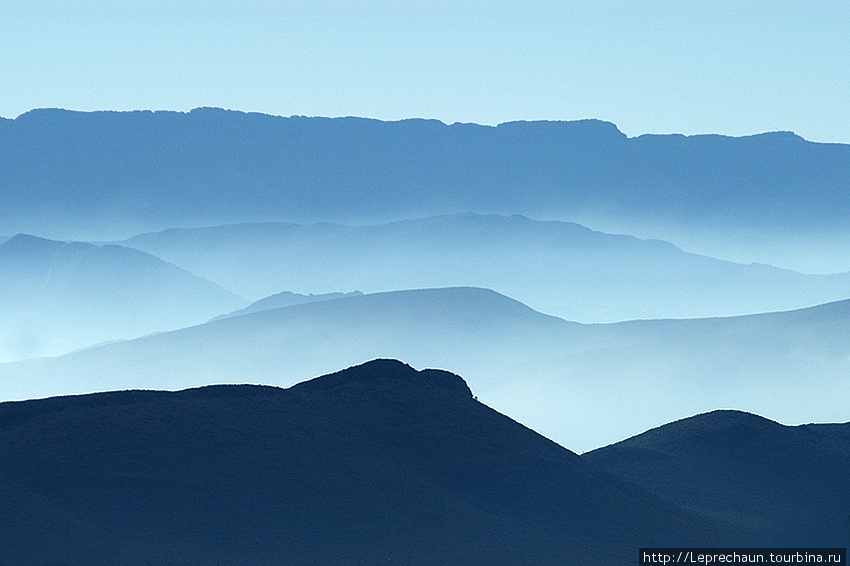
xmin=3 ymin=1 xmax=848 ymax=143
xmin=1 ymin=2 xmax=848 ymax=563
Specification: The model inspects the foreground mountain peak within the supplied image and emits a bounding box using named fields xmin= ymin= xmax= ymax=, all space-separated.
xmin=1 ymin=358 xmax=742 ymax=566
xmin=293 ymin=358 xmax=473 ymax=399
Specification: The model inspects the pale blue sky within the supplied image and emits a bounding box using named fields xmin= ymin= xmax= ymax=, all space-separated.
xmin=2 ymin=0 xmax=848 ymax=143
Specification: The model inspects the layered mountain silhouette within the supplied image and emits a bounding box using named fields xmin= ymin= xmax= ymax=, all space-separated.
xmin=213 ymin=290 xmax=363 ymax=321
xmin=0 ymin=359 xmax=763 ymax=566
xmin=121 ymin=214 xmax=850 ymax=321
xmin=0 ymin=234 xmax=245 ymax=362
xmin=2 ymin=108 xmax=848 ymax=246
xmin=584 ymin=410 xmax=850 ymax=547
xmin=2 ymin=287 xmax=847 ymax=452
xmin=3 ymin=106 xmax=846 ymax=563
xmin=0 ymin=287 xmax=568 ymax=401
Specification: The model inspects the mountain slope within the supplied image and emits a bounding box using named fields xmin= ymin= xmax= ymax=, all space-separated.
xmin=0 ymin=287 xmax=571 ymax=400
xmin=2 ymin=287 xmax=847 ymax=452
xmin=2 ymin=108 xmax=848 ymax=242
xmin=0 ymin=234 xmax=246 ymax=361
xmin=213 ymin=290 xmax=364 ymax=320
xmin=121 ymin=214 xmax=850 ymax=321
xmin=0 ymin=360 xmax=746 ymax=566
xmin=584 ymin=410 xmax=850 ymax=546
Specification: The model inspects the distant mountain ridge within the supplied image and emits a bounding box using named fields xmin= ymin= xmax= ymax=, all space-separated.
xmin=121 ymin=214 xmax=850 ymax=321
xmin=2 ymin=107 xmax=848 ymax=240
xmin=0 ymin=234 xmax=246 ymax=361
xmin=0 ymin=359 xmax=761 ymax=566
xmin=213 ymin=290 xmax=364 ymax=320
xmin=2 ymin=286 xmax=847 ymax=452
xmin=0 ymin=286 xmax=570 ymax=400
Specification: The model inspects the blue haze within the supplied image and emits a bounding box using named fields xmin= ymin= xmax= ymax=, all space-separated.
xmin=2 ymin=1 xmax=848 ymax=144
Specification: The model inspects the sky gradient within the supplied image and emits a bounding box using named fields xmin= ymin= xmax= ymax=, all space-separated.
xmin=2 ymin=1 xmax=849 ymax=143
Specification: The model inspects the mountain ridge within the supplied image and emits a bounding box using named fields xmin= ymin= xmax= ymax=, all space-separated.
xmin=0 ymin=359 xmax=749 ymax=566
xmin=0 ymin=233 xmax=246 ymax=362
xmin=213 ymin=290 xmax=365 ymax=321
xmin=2 ymin=286 xmax=847 ymax=452
xmin=3 ymin=108 xmax=848 ymax=243
xmin=119 ymin=214 xmax=850 ymax=321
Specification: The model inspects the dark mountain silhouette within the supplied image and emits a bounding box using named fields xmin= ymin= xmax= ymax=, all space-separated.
xmin=213 ymin=290 xmax=363 ymax=321
xmin=121 ymin=214 xmax=850 ymax=321
xmin=0 ymin=359 xmax=748 ymax=566
xmin=2 ymin=287 xmax=847 ymax=452
xmin=0 ymin=234 xmax=246 ymax=362
xmin=584 ymin=410 xmax=850 ymax=547
xmin=2 ymin=108 xmax=848 ymax=243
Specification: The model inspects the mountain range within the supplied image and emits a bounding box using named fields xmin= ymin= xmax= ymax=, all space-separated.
xmin=3 ymin=286 xmax=846 ymax=452
xmin=2 ymin=360 xmax=846 ymax=566
xmin=120 ymin=214 xmax=850 ymax=322
xmin=1 ymin=106 xmax=848 ymax=562
xmin=4 ymin=359 xmax=829 ymax=566
xmin=2 ymin=108 xmax=849 ymax=272
xmin=3 ymin=213 xmax=847 ymax=365
xmin=0 ymin=234 xmax=245 ymax=362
